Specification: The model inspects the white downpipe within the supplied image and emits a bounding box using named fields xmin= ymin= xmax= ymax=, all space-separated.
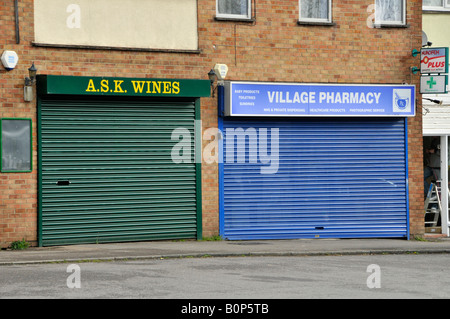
xmin=440 ymin=135 xmax=449 ymax=236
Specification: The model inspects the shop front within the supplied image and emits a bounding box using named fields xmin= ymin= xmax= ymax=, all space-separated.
xmin=218 ymin=82 xmax=415 ymax=240
xmin=37 ymin=75 xmax=209 ymax=246
xmin=422 ymin=94 xmax=450 ymax=236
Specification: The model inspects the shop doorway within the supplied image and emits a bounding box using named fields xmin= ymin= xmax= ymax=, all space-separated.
xmin=423 ymin=136 xmax=450 ymax=236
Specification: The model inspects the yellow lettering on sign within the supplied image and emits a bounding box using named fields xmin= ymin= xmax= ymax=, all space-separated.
xmin=114 ymin=80 xmax=125 ymax=93
xmin=131 ymin=81 xmax=146 ymax=93
xmin=87 ymin=79 xmax=181 ymax=95
xmin=163 ymin=81 xmax=171 ymax=94
xmin=146 ymin=81 xmax=153 ymax=93
xmin=153 ymin=81 xmax=162 ymax=94
xmin=132 ymin=80 xmax=180 ymax=94
xmin=86 ymin=79 xmax=97 ymax=92
xmin=172 ymin=81 xmax=180 ymax=94
xmin=100 ymin=79 xmax=109 ymax=92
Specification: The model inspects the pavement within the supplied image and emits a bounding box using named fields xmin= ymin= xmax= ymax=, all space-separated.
xmin=2 ymin=236 xmax=450 ymax=265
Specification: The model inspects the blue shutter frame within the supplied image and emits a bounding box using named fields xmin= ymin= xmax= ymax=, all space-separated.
xmin=219 ymin=117 xmax=409 ymax=240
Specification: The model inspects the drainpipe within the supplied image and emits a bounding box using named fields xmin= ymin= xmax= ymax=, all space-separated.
xmin=15 ymin=0 xmax=20 ymax=44
xmin=440 ymin=135 xmax=449 ymax=236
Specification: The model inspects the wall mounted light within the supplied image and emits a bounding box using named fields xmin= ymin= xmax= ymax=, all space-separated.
xmin=208 ymin=69 xmax=217 ymax=97
xmin=24 ymin=62 xmax=37 ymax=102
xmin=28 ymin=62 xmax=37 ymax=82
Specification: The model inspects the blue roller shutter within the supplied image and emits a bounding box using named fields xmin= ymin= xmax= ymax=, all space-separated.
xmin=221 ymin=117 xmax=408 ymax=240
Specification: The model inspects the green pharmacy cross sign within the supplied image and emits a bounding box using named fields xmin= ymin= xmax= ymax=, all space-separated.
xmin=420 ymin=75 xmax=448 ymax=94
xmin=427 ymin=77 xmax=437 ymax=89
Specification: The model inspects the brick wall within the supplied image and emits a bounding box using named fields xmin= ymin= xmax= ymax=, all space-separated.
xmin=202 ymin=0 xmax=424 ymax=238
xmin=0 ymin=0 xmax=423 ymax=246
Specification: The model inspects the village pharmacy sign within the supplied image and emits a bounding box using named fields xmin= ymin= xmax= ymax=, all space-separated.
xmin=223 ymin=82 xmax=416 ymax=117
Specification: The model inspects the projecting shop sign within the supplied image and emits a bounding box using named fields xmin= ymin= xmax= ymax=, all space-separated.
xmin=223 ymin=82 xmax=416 ymax=117
xmin=420 ymin=47 xmax=449 ymax=74
xmin=420 ymin=75 xmax=448 ymax=94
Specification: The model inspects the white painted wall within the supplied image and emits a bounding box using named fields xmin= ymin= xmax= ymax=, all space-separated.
xmin=423 ymin=93 xmax=450 ymax=135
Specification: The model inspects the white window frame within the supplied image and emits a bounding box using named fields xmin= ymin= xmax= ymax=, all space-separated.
xmin=423 ymin=0 xmax=450 ymax=11
xmin=374 ymin=0 xmax=406 ymax=26
xmin=298 ymin=0 xmax=332 ymax=23
xmin=216 ymin=0 xmax=252 ymax=20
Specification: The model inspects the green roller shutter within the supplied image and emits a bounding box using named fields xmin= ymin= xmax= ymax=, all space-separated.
xmin=38 ymin=98 xmax=200 ymax=246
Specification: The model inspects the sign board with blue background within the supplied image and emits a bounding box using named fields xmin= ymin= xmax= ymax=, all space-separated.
xmin=223 ymin=82 xmax=415 ymax=117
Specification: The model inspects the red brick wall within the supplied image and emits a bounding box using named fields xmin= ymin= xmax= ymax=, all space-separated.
xmin=0 ymin=0 xmax=423 ymax=246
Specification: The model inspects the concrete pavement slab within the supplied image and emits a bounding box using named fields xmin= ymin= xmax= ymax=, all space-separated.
xmin=2 ymin=238 xmax=450 ymax=265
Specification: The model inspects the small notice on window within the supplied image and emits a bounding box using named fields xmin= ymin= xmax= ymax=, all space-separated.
xmin=1 ymin=119 xmax=32 ymax=172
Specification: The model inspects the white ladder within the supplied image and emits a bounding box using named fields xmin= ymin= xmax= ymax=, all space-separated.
xmin=424 ymin=181 xmax=442 ymax=228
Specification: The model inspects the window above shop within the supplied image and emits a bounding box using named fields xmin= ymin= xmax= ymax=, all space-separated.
xmin=374 ymin=0 xmax=406 ymax=27
xmin=216 ymin=0 xmax=252 ymax=20
xmin=423 ymin=0 xmax=450 ymax=11
xmin=298 ymin=0 xmax=333 ymax=25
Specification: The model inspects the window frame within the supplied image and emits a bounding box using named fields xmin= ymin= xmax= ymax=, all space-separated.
xmin=298 ymin=0 xmax=332 ymax=24
xmin=374 ymin=0 xmax=407 ymax=27
xmin=216 ymin=0 xmax=252 ymax=20
xmin=423 ymin=0 xmax=450 ymax=11
xmin=0 ymin=118 xmax=33 ymax=173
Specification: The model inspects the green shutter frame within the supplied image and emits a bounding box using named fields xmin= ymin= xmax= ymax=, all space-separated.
xmin=38 ymin=98 xmax=201 ymax=246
